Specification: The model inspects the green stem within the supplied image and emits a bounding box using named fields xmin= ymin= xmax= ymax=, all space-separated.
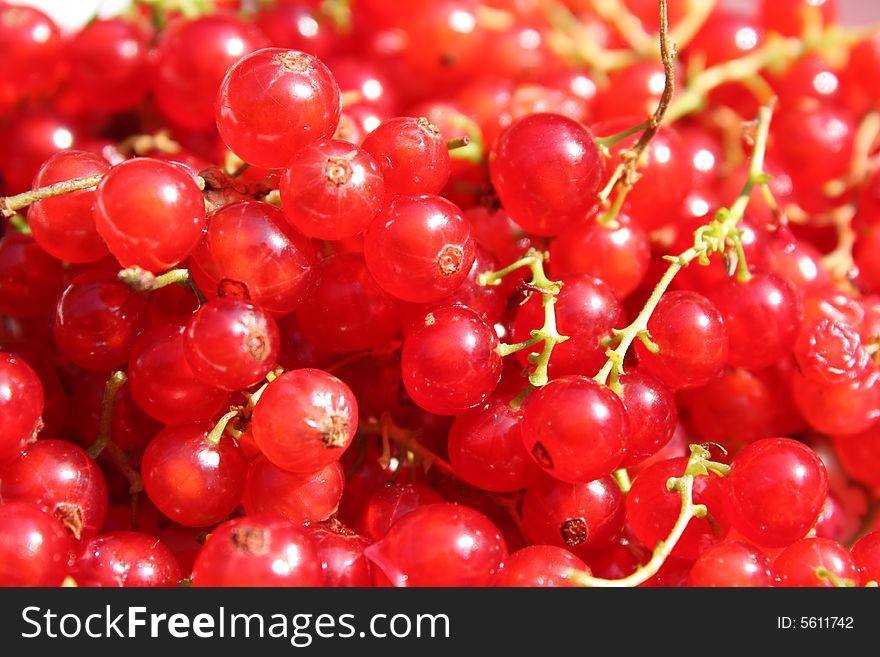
xmin=87 ymin=371 xmax=128 ymax=459
xmin=569 ymin=445 xmax=713 ymax=587
xmin=594 ymin=101 xmax=776 ymax=393
xmin=206 ymin=408 xmax=241 ymax=446
xmin=8 ymin=214 xmax=30 ymax=234
xmin=594 ymin=120 xmax=648 ymax=148
xmin=118 ymin=266 xmax=207 ymax=304
xmin=612 ymin=468 xmax=632 ymax=494
xmin=1 ymin=175 xmax=103 ymax=218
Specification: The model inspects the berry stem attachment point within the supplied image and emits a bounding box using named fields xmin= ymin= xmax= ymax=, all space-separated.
xmin=0 ymin=175 xmax=104 ymax=218
xmin=446 ymin=135 xmax=471 ymax=151
xmin=118 ymin=266 xmax=208 ymax=304
xmin=206 ymin=408 xmax=242 ymax=446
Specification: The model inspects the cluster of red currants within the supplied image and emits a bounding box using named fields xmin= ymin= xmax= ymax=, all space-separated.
xmin=1 ymin=0 xmax=880 ymax=588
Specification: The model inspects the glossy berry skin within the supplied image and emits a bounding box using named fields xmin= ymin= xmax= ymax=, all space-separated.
xmin=635 ymin=291 xmax=729 ymax=391
xmin=833 ymin=427 xmax=880 ymax=488
xmin=364 ymin=195 xmax=475 ymax=303
xmin=401 ymin=306 xmax=502 ymax=416
xmin=95 ymin=158 xmax=206 ymax=272
xmin=521 ymin=376 xmax=629 ymax=483
xmin=69 ymin=19 xmax=151 ymax=112
xmin=521 ymin=475 xmax=625 ymax=550
xmin=549 ymin=213 xmax=650 ymax=299
xmin=792 ymin=370 xmax=880 ymax=436
xmin=760 ymin=0 xmax=837 ymax=37
xmin=0 ymin=233 xmax=65 ymax=319
xmin=280 ymin=139 xmax=385 ymax=239
xmin=142 ymin=424 xmax=247 ymax=528
xmin=190 ymin=201 xmax=317 ymax=316
xmin=27 ymin=150 xmax=111 ymax=263
xmin=774 ymin=538 xmax=857 ymax=587
xmin=794 ymin=318 xmax=873 ymax=384
xmin=616 ymin=371 xmax=678 ymax=469
xmin=296 ymin=252 xmax=401 ymax=353
xmin=152 ymin=15 xmax=268 ymax=132
xmin=184 ymin=297 xmax=280 ymax=391
xmin=53 ymin=271 xmax=148 ymax=371
xmin=362 ymin=117 xmax=451 ymax=196
xmin=0 ymin=439 xmax=108 ymax=541
xmin=490 ymin=113 xmax=603 ymax=236
xmin=0 ymin=502 xmax=74 ymax=587
xmin=251 ymin=369 xmax=358 ymax=473
xmin=724 ymin=438 xmax=828 ymax=548
xmin=307 ymin=521 xmax=372 ymax=587
xmin=495 ymin=546 xmax=589 ymax=587
xmin=686 ymin=541 xmax=774 ymax=587
xmin=627 ymin=457 xmax=728 ymax=560
xmin=0 ymin=5 xmax=63 ymax=111
xmin=71 ymin=532 xmax=181 ymax=587
xmin=448 ymin=396 xmax=538 ymax=492
xmin=242 ymin=457 xmax=344 ymax=524
xmin=512 ymin=274 xmax=624 ymax=378
xmin=851 ymin=531 xmax=880 ymax=586
xmin=216 ymin=48 xmax=341 ymax=169
xmin=706 ymin=272 xmax=801 ymax=370
xmin=358 ymin=484 xmax=445 ymax=541
xmin=364 ymin=503 xmax=507 ymax=587
xmin=0 ymin=353 xmax=44 ymax=467
xmin=128 ymin=323 xmax=231 ymax=425
xmin=192 ymin=515 xmax=324 ymax=587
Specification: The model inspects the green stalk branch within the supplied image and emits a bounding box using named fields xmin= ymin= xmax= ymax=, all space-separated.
xmin=569 ymin=445 xmax=728 ymax=587
xmin=0 ymin=175 xmax=104 ymax=218
xmin=594 ymin=101 xmax=776 ymax=393
xmin=479 ymin=249 xmax=568 ymax=387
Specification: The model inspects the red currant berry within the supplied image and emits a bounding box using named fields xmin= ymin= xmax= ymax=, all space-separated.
xmin=251 ymin=368 xmax=358 ymax=473
xmin=361 ymin=117 xmax=451 ymax=196
xmin=71 ymin=531 xmax=181 ymax=587
xmin=242 ymin=457 xmax=344 ymax=524
xmin=774 ymin=537 xmax=857 ymax=587
xmin=364 ymin=503 xmax=507 ymax=586
xmin=724 ymin=438 xmax=828 ymax=548
xmin=358 ymin=483 xmax=445 ymax=541
xmin=616 ymin=370 xmax=678 ymax=468
xmin=28 ymin=150 xmax=111 ymax=263
xmin=495 ymin=545 xmax=589 ymax=587
xmin=53 ymin=271 xmax=148 ymax=371
xmin=364 ymin=194 xmax=475 ymax=303
xmin=216 ymin=48 xmax=341 ymax=168
xmin=128 ymin=323 xmax=231 ymax=425
xmin=280 ymin=139 xmax=385 ymax=240
xmin=0 ymin=352 xmax=44 ymax=467
xmin=190 ymin=201 xmax=318 ymax=316
xmin=191 ymin=515 xmax=324 ymax=586
xmin=0 ymin=501 xmax=73 ymax=586
xmin=686 ymin=541 xmax=774 ymax=587
xmin=184 ymin=297 xmax=280 ymax=391
xmin=306 ymin=520 xmax=373 ymax=587
xmin=634 ymin=291 xmax=729 ymax=390
xmin=490 ymin=113 xmax=603 ymax=236
xmin=851 ymin=531 xmax=880 ymax=586
xmin=95 ymin=158 xmax=206 ymax=272
xmin=448 ymin=396 xmax=538 ymax=492
xmin=401 ymin=305 xmax=502 ymax=415
xmin=521 ymin=376 xmax=629 ymax=483
xmin=794 ymin=318 xmax=874 ymax=384
xmin=521 ymin=474 xmax=625 ymax=550
xmin=627 ymin=456 xmax=728 ymax=560
xmin=295 ymin=252 xmax=402 ymax=353
xmin=0 ymin=439 xmax=108 ymax=540
xmin=706 ymin=272 xmax=802 ymax=370
xmin=0 ymin=233 xmax=65 ymax=319
xmin=142 ymin=423 xmax=247 ymax=528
